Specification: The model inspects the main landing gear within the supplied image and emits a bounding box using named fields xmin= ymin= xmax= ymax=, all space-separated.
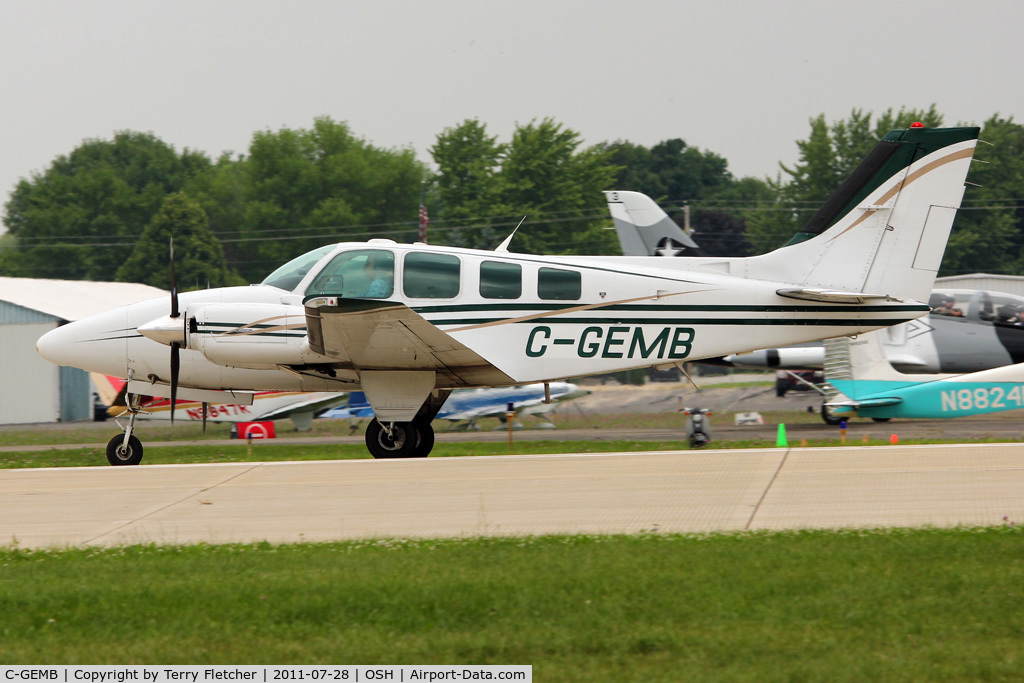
xmin=106 ymin=393 xmax=145 ymax=465
xmin=365 ymin=418 xmax=435 ymax=458
xmin=363 ymin=389 xmax=448 ymax=459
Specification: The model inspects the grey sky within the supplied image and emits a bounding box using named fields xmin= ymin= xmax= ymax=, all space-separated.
xmin=3 ymin=0 xmax=1022 ymax=227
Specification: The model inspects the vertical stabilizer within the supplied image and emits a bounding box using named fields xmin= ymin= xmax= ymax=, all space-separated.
xmin=604 ymin=191 xmax=705 ymax=257
xmin=755 ymin=125 xmax=979 ymax=302
xmin=826 ymin=330 xmax=955 ymax=402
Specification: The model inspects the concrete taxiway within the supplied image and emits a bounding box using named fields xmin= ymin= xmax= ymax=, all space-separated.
xmin=2 ymin=443 xmax=1023 ymax=549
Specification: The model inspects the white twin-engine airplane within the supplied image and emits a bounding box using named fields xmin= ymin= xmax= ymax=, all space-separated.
xmin=36 ymin=124 xmax=980 ymax=464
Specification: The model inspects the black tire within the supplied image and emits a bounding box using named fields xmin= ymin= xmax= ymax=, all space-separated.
xmin=365 ymin=419 xmax=416 ymax=459
xmin=106 ymin=434 xmax=144 ymax=466
xmin=410 ymin=419 xmax=435 ymax=458
xmin=820 ymin=402 xmax=844 ymax=426
xmin=871 ymin=417 xmax=892 ymax=423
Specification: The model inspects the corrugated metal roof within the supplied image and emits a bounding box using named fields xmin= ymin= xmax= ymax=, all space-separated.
xmin=0 ymin=300 xmax=60 ymax=324
xmin=935 ymin=273 xmax=1024 ymax=297
xmin=0 ymin=277 xmax=168 ymax=322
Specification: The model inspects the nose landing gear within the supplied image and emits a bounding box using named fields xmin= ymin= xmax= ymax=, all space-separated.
xmin=106 ymin=393 xmax=145 ymax=466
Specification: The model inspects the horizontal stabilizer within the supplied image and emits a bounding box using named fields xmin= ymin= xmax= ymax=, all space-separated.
xmin=826 ymin=396 xmax=903 ymax=408
xmin=776 ymin=288 xmax=905 ymax=304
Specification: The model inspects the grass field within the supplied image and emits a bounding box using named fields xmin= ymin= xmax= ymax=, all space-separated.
xmin=1 ymin=529 xmax=1022 ymax=680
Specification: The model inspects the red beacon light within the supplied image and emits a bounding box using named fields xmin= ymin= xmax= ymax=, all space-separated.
xmin=910 ymin=122 xmax=925 ymax=128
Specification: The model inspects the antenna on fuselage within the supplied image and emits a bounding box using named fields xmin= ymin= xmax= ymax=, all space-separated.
xmin=494 ymin=216 xmax=527 ymax=253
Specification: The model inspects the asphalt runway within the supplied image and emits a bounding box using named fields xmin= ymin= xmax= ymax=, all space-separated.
xmin=3 ymin=442 xmax=1023 ymax=549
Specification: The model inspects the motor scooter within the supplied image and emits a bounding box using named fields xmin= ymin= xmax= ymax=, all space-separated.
xmin=682 ymin=407 xmax=712 ymax=448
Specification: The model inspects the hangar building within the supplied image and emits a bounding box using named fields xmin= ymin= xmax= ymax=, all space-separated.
xmin=0 ymin=278 xmax=166 ymax=425
xmin=935 ymin=273 xmax=1024 ymax=298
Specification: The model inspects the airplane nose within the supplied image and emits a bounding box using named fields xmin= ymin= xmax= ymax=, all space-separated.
xmin=35 ymin=306 xmax=130 ymax=376
xmin=36 ymin=323 xmax=76 ymax=366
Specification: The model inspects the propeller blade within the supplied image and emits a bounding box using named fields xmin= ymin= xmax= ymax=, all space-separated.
xmin=170 ymin=341 xmax=180 ymax=425
xmin=169 ymin=238 xmax=179 ymax=319
xmin=202 ymin=402 xmax=208 ymax=433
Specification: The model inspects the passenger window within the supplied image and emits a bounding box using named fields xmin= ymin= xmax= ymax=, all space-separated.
xmin=538 ymin=267 xmax=581 ymax=300
xmin=404 ymin=252 xmax=461 ymax=299
xmin=480 ymin=261 xmax=522 ymax=299
xmin=305 ymin=249 xmax=394 ymax=299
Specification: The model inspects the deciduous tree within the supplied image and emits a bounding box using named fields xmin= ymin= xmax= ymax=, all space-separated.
xmin=2 ymin=132 xmax=210 ymax=280
xmin=116 ymin=193 xmax=241 ymax=288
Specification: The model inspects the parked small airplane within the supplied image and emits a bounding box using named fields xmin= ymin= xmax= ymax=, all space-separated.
xmin=322 ymin=381 xmax=589 ymax=430
xmin=36 ymin=124 xmax=980 ymax=463
xmin=824 ymin=329 xmax=1024 ymax=420
xmin=92 ymin=374 xmax=344 ymax=431
xmin=724 ymin=288 xmax=1024 ymax=373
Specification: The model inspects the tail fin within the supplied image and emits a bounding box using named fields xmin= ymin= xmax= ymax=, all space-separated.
xmin=607 ymin=126 xmax=980 ymax=304
xmin=755 ymin=125 xmax=980 ymax=301
xmin=604 ymin=191 xmax=705 ymax=257
xmin=824 ymin=330 xmax=953 ymax=401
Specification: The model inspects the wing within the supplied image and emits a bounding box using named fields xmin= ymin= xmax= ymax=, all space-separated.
xmin=257 ymin=393 xmax=347 ymax=421
xmin=304 ymin=298 xmax=514 ymax=387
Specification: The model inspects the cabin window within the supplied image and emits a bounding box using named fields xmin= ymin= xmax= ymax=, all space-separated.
xmin=538 ymin=267 xmax=581 ymax=300
xmin=404 ymin=252 xmax=461 ymax=299
xmin=304 ymin=249 xmax=394 ymax=299
xmin=982 ymin=292 xmax=1024 ymax=323
xmin=480 ymin=261 xmax=522 ymax=299
xmin=929 ymin=291 xmax=969 ymax=318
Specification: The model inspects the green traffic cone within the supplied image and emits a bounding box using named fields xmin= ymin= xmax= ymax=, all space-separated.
xmin=776 ymin=423 xmax=788 ymax=447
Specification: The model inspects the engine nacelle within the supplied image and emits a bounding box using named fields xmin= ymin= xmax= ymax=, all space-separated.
xmin=187 ymin=302 xmax=311 ymax=368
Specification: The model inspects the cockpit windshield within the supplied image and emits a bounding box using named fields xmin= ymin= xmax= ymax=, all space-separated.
xmin=261 ymin=245 xmax=336 ymax=291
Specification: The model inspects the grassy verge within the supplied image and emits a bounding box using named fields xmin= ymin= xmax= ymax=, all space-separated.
xmin=1 ymin=528 xmax=1022 ymax=680
xmin=6 ymin=435 xmax=1024 ymax=469
xmin=0 ymin=410 xmax=830 ymax=449
xmin=0 ymin=441 xmax=697 ymax=468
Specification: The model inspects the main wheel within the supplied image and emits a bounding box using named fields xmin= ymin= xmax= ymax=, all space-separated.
xmin=820 ymin=402 xmax=844 ymax=426
xmin=365 ymin=419 xmax=416 ymax=459
xmin=871 ymin=417 xmax=892 ymax=423
xmin=410 ymin=419 xmax=435 ymax=458
xmin=106 ymin=434 xmax=144 ymax=466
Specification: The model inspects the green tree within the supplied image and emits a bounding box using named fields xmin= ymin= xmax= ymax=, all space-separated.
xmin=2 ymin=132 xmax=211 ymax=280
xmin=687 ymin=177 xmax=775 ymax=257
xmin=428 ymin=119 xmax=510 ymax=248
xmin=430 ymin=118 xmax=620 ymax=254
xmin=231 ymin=117 xmax=428 ymax=281
xmin=116 ymin=193 xmax=242 ymax=288
xmin=943 ymin=115 xmax=1024 ymax=274
xmin=498 ymin=118 xmax=619 ymax=255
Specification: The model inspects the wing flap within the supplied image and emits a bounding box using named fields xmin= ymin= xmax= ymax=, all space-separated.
xmin=304 ymin=298 xmax=513 ymax=387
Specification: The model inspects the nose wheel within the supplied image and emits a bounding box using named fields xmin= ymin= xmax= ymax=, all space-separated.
xmin=106 ymin=434 xmax=144 ymax=466
xmin=107 ymin=392 xmax=145 ymax=466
